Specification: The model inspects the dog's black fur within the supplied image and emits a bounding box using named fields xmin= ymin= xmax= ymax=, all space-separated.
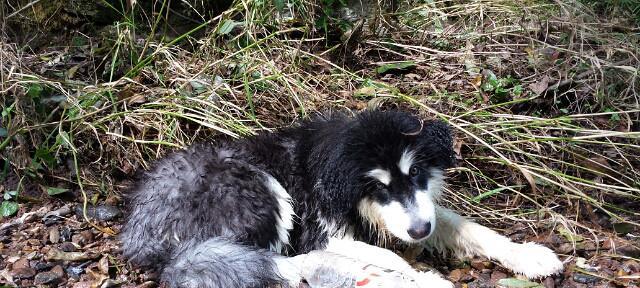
xmin=121 ymin=110 xmax=455 ymax=287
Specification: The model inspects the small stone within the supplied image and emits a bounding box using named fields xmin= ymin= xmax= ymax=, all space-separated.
xmin=449 ymin=268 xmax=467 ymax=282
xmin=80 ymin=230 xmax=94 ymax=243
xmin=66 ymin=265 xmax=85 ymax=279
xmin=72 ymin=234 xmax=85 ymax=246
xmin=60 ymin=226 xmax=73 ymax=242
xmin=34 ymin=271 xmax=63 ymax=285
xmin=98 ymin=256 xmax=110 ymax=274
xmin=51 ymin=265 xmax=65 ymax=278
xmin=73 ymin=281 xmax=93 ymax=288
xmin=137 ymin=281 xmax=157 ymax=288
xmin=34 ymin=262 xmax=54 ymax=271
xmin=12 ymin=267 xmax=36 ymax=279
xmin=75 ymin=205 xmax=122 ymax=221
xmin=101 ymin=279 xmax=122 ymax=288
xmin=49 ymin=227 xmax=60 ymax=244
xmin=543 ymin=276 xmax=555 ymax=288
xmin=470 ymin=260 xmax=493 ymax=270
xmin=12 ymin=258 xmax=29 ymax=270
xmin=490 ymin=271 xmax=508 ymax=285
xmin=572 ymin=273 xmax=599 ymax=284
xmin=59 ymin=241 xmax=78 ymax=252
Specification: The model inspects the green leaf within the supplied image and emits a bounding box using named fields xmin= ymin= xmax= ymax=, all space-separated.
xmin=375 ymin=61 xmax=416 ymax=74
xmin=47 ymin=187 xmax=69 ymax=196
xmin=497 ymin=278 xmax=544 ymax=288
xmin=217 ymin=20 xmax=241 ymax=35
xmin=274 ymin=0 xmax=285 ymax=12
xmin=557 ymin=226 xmax=584 ymax=243
xmin=27 ymin=83 xmax=44 ymax=98
xmin=0 ymin=128 xmax=7 ymax=137
xmin=613 ymin=222 xmax=634 ymax=235
xmin=512 ymin=85 xmax=523 ymax=96
xmin=1 ymin=201 xmax=19 ymax=217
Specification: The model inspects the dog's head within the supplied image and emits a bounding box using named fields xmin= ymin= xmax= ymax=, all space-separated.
xmin=346 ymin=110 xmax=455 ymax=243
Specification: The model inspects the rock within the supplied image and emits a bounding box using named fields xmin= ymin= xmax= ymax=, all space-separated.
xmin=60 ymin=226 xmax=73 ymax=242
xmin=80 ymin=230 xmax=94 ymax=243
xmin=471 ymin=260 xmax=493 ymax=270
xmin=12 ymin=258 xmax=30 ymax=270
xmin=43 ymin=205 xmax=73 ymax=225
xmin=12 ymin=267 xmax=36 ymax=279
xmin=66 ymin=265 xmax=85 ymax=279
xmin=75 ymin=205 xmax=122 ymax=221
xmin=72 ymin=234 xmax=85 ymax=246
xmin=34 ymin=271 xmax=63 ymax=285
xmin=490 ymin=270 xmax=508 ymax=285
xmin=98 ymin=256 xmax=110 ymax=274
xmin=73 ymin=281 xmax=94 ymax=288
xmin=137 ymin=281 xmax=157 ymax=288
xmin=51 ymin=265 xmax=65 ymax=278
xmin=49 ymin=227 xmax=60 ymax=243
xmin=34 ymin=261 xmax=54 ymax=271
xmin=572 ymin=273 xmax=599 ymax=284
xmin=101 ymin=279 xmax=123 ymax=288
xmin=60 ymin=241 xmax=78 ymax=252
xmin=542 ymin=276 xmax=555 ymax=288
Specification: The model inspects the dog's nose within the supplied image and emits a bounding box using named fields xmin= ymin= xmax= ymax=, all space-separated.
xmin=407 ymin=222 xmax=431 ymax=240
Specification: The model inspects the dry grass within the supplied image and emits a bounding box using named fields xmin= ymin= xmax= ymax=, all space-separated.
xmin=1 ymin=0 xmax=639 ymax=248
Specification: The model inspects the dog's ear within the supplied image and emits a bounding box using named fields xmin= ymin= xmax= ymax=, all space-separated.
xmin=421 ymin=120 xmax=456 ymax=169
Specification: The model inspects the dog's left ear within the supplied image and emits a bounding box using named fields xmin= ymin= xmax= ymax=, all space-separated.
xmin=422 ymin=120 xmax=456 ymax=169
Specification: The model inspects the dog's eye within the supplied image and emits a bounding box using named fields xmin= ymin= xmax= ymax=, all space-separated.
xmin=409 ymin=166 xmax=420 ymax=177
xmin=375 ymin=182 xmax=386 ymax=190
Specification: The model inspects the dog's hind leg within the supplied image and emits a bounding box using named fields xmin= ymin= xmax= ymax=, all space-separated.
xmin=162 ymin=237 xmax=302 ymax=288
xmin=424 ymin=207 xmax=564 ymax=279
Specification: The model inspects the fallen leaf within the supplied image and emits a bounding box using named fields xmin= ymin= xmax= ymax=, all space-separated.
xmin=528 ymin=76 xmax=549 ymax=95
xmin=375 ymin=61 xmax=416 ymax=74
xmin=46 ymin=247 xmax=99 ymax=261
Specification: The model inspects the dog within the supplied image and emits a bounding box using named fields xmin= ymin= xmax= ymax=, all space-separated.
xmin=121 ymin=110 xmax=563 ymax=287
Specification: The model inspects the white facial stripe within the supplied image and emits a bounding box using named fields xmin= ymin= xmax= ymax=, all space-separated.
xmin=426 ymin=168 xmax=444 ymax=200
xmin=366 ymin=168 xmax=391 ymax=185
xmin=398 ymin=149 xmax=415 ymax=175
xmin=414 ymin=191 xmax=437 ymax=234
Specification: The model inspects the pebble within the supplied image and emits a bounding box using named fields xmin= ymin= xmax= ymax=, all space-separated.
xmin=60 ymin=226 xmax=73 ymax=242
xmin=34 ymin=271 xmax=63 ymax=285
xmin=75 ymin=205 xmax=122 ymax=221
xmin=66 ymin=265 xmax=85 ymax=279
xmin=490 ymin=270 xmax=508 ymax=285
xmin=60 ymin=241 xmax=78 ymax=252
xmin=543 ymin=276 xmax=555 ymax=288
xmin=49 ymin=227 xmax=60 ymax=244
xmin=34 ymin=261 xmax=54 ymax=271
xmin=12 ymin=258 xmax=30 ymax=270
xmin=572 ymin=273 xmax=599 ymax=284
xmin=80 ymin=230 xmax=94 ymax=243
xmin=51 ymin=265 xmax=65 ymax=278
xmin=12 ymin=267 xmax=36 ymax=279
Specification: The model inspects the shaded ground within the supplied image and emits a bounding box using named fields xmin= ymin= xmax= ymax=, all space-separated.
xmin=1 ymin=0 xmax=640 ymax=287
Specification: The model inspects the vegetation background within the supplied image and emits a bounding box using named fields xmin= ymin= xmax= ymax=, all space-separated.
xmin=1 ymin=0 xmax=639 ymax=287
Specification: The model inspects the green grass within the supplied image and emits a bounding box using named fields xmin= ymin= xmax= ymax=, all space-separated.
xmin=1 ymin=0 xmax=639 ymax=242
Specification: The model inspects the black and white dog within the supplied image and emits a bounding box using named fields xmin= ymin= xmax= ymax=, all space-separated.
xmin=121 ymin=110 xmax=563 ymax=287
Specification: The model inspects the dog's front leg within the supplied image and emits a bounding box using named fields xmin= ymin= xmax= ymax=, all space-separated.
xmin=323 ymin=237 xmax=454 ymax=288
xmin=425 ymin=207 xmax=563 ymax=278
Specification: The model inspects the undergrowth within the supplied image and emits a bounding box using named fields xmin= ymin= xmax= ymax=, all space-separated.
xmin=1 ymin=0 xmax=639 ymax=248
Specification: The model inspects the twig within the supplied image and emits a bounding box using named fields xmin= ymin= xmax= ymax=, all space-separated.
xmin=6 ymin=0 xmax=42 ymax=19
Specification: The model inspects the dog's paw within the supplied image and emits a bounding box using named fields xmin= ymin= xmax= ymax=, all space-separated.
xmin=274 ymin=256 xmax=304 ymax=288
xmin=412 ymin=271 xmax=454 ymax=288
xmin=499 ymin=242 xmax=563 ymax=278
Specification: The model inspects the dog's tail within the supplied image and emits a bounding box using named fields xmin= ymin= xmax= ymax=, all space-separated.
xmin=123 ymin=235 xmax=299 ymax=288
